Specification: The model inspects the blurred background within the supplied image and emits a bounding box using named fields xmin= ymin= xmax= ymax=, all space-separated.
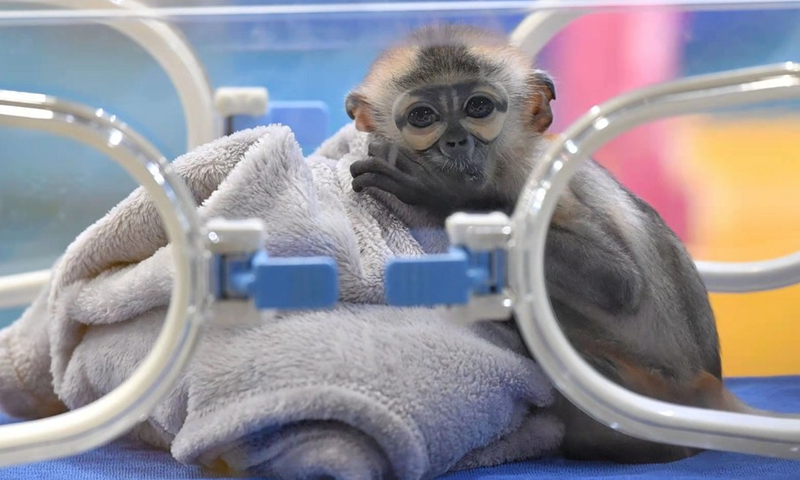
xmin=1 ymin=1 xmax=798 ymax=377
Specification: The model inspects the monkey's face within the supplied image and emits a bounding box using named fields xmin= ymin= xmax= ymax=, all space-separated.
xmin=345 ymin=24 xmax=556 ymax=190
xmin=391 ymin=81 xmax=508 ymax=181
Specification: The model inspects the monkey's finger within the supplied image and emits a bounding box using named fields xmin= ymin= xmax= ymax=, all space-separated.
xmin=366 ymin=142 xmax=418 ymax=174
xmin=351 ymin=172 xmax=402 ymax=194
xmin=350 ymin=158 xmax=410 ymax=183
xmin=352 ymin=173 xmax=423 ymax=205
xmin=391 ymin=150 xmax=430 ymax=176
xmin=367 ymin=140 xmax=393 ymax=161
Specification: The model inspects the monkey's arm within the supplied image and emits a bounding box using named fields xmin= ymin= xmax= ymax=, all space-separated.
xmin=538 ymin=166 xmax=647 ymax=315
xmin=352 ymin=142 xmax=645 ymax=315
xmin=350 ymin=140 xmax=510 ymax=215
xmin=545 ymin=221 xmax=645 ymax=315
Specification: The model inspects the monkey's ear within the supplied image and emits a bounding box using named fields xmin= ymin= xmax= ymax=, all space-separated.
xmin=345 ymin=92 xmax=376 ymax=132
xmin=527 ymin=70 xmax=556 ymax=134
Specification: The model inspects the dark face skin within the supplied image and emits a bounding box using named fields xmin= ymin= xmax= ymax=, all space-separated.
xmin=390 ymin=80 xmax=509 ymax=183
xmin=350 ymin=80 xmax=512 ymax=217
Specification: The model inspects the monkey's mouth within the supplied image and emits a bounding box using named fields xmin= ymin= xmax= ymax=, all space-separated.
xmin=441 ymin=157 xmax=487 ymax=184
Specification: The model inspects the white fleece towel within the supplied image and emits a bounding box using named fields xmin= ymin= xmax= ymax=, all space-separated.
xmin=0 ymin=123 xmax=562 ymax=480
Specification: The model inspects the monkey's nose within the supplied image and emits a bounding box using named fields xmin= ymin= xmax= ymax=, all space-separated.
xmin=439 ymin=135 xmax=475 ymax=158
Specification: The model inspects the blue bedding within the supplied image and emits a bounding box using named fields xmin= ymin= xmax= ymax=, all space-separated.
xmin=1 ymin=376 xmax=798 ymax=479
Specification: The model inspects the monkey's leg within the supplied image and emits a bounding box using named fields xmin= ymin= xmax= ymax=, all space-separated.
xmin=550 ymin=338 xmax=709 ymax=464
xmin=547 ymin=329 xmax=778 ymax=464
xmin=553 ymin=392 xmax=702 ymax=464
xmin=545 ymin=223 xmax=644 ymax=316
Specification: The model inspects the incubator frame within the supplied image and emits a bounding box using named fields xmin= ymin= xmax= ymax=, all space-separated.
xmin=0 ymin=0 xmax=578 ymax=310
xmin=509 ymin=0 xmax=583 ymax=56
xmin=0 ymin=269 xmax=49 ymax=310
xmin=0 ymin=89 xmax=210 ymax=466
xmin=511 ymin=62 xmax=800 ymax=458
xmin=0 ymin=0 xmax=221 ymax=310
xmin=1 ymin=1 xmax=800 ymax=469
xmin=17 ymin=0 xmax=220 ymax=150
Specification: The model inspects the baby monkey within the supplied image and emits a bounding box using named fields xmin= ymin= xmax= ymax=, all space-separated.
xmin=346 ymin=24 xmax=789 ymax=464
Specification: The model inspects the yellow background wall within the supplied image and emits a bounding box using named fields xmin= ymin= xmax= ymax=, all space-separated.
xmin=673 ymin=117 xmax=800 ymax=377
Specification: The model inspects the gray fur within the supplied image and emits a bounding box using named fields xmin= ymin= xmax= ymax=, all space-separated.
xmin=0 ymin=124 xmax=563 ymax=479
xmin=348 ymin=23 xmax=727 ymax=464
xmin=544 ymin=157 xmax=721 ymax=381
xmin=396 ymin=24 xmax=524 ymax=95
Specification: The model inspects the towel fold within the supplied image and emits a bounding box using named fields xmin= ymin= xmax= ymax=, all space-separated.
xmin=0 ymin=123 xmax=562 ymax=479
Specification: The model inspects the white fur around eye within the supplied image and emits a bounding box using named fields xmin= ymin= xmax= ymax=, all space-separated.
xmin=392 ymin=92 xmax=446 ymax=150
xmin=402 ymin=123 xmax=446 ymax=151
xmin=459 ymin=83 xmax=508 ymax=142
xmin=463 ymin=110 xmax=507 ymax=143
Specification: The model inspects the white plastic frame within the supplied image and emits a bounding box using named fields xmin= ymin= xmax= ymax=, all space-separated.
xmin=0 ymin=0 xmax=218 ymax=308
xmin=13 ymin=0 xmax=220 ymax=150
xmin=1 ymin=0 xmax=799 ymax=22
xmin=509 ymin=0 xmax=583 ymax=57
xmin=0 ymin=89 xmax=210 ymax=466
xmin=0 ymin=270 xmax=50 ymax=309
xmin=510 ymin=62 xmax=800 ymax=458
xmin=509 ymin=2 xmax=800 ymax=294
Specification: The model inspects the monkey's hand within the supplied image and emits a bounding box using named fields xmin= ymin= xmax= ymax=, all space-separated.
xmin=350 ymin=140 xmax=508 ymax=216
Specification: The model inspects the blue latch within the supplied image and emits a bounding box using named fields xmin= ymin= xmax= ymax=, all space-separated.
xmin=231 ymin=100 xmax=330 ymax=151
xmin=207 ymin=218 xmax=338 ymax=311
xmin=205 ymin=213 xmax=511 ymax=320
xmin=216 ymin=250 xmax=338 ymax=310
xmin=383 ymin=212 xmax=514 ymax=322
xmin=385 ymin=246 xmax=506 ymax=306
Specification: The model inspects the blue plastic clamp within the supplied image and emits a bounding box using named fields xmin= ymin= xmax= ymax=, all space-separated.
xmin=384 ymin=246 xmax=507 ymax=307
xmin=212 ymin=249 xmax=339 ymax=310
xmin=231 ymin=100 xmax=330 ymax=150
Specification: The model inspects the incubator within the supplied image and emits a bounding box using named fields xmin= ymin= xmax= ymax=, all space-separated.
xmin=0 ymin=0 xmax=799 ymax=476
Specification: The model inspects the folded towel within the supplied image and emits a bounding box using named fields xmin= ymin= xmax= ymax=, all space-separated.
xmin=0 ymin=123 xmax=562 ymax=479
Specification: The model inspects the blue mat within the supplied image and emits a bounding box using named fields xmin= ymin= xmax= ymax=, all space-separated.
xmin=1 ymin=376 xmax=798 ymax=479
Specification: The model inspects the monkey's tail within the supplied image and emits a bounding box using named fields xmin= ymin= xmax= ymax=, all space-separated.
xmin=685 ymin=370 xmax=800 ymax=422
xmin=581 ymin=342 xmax=799 ymax=422
xmin=718 ymin=383 xmax=798 ymax=419
xmin=605 ymin=353 xmax=798 ymax=420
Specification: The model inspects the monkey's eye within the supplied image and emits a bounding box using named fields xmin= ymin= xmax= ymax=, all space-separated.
xmin=407 ymin=106 xmax=440 ymax=129
xmin=465 ymin=96 xmax=495 ymax=119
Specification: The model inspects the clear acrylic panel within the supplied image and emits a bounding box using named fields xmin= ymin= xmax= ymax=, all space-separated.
xmin=4 ymin=0 xmax=798 ymax=376
xmin=0 ymin=0 xmax=799 ymax=465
